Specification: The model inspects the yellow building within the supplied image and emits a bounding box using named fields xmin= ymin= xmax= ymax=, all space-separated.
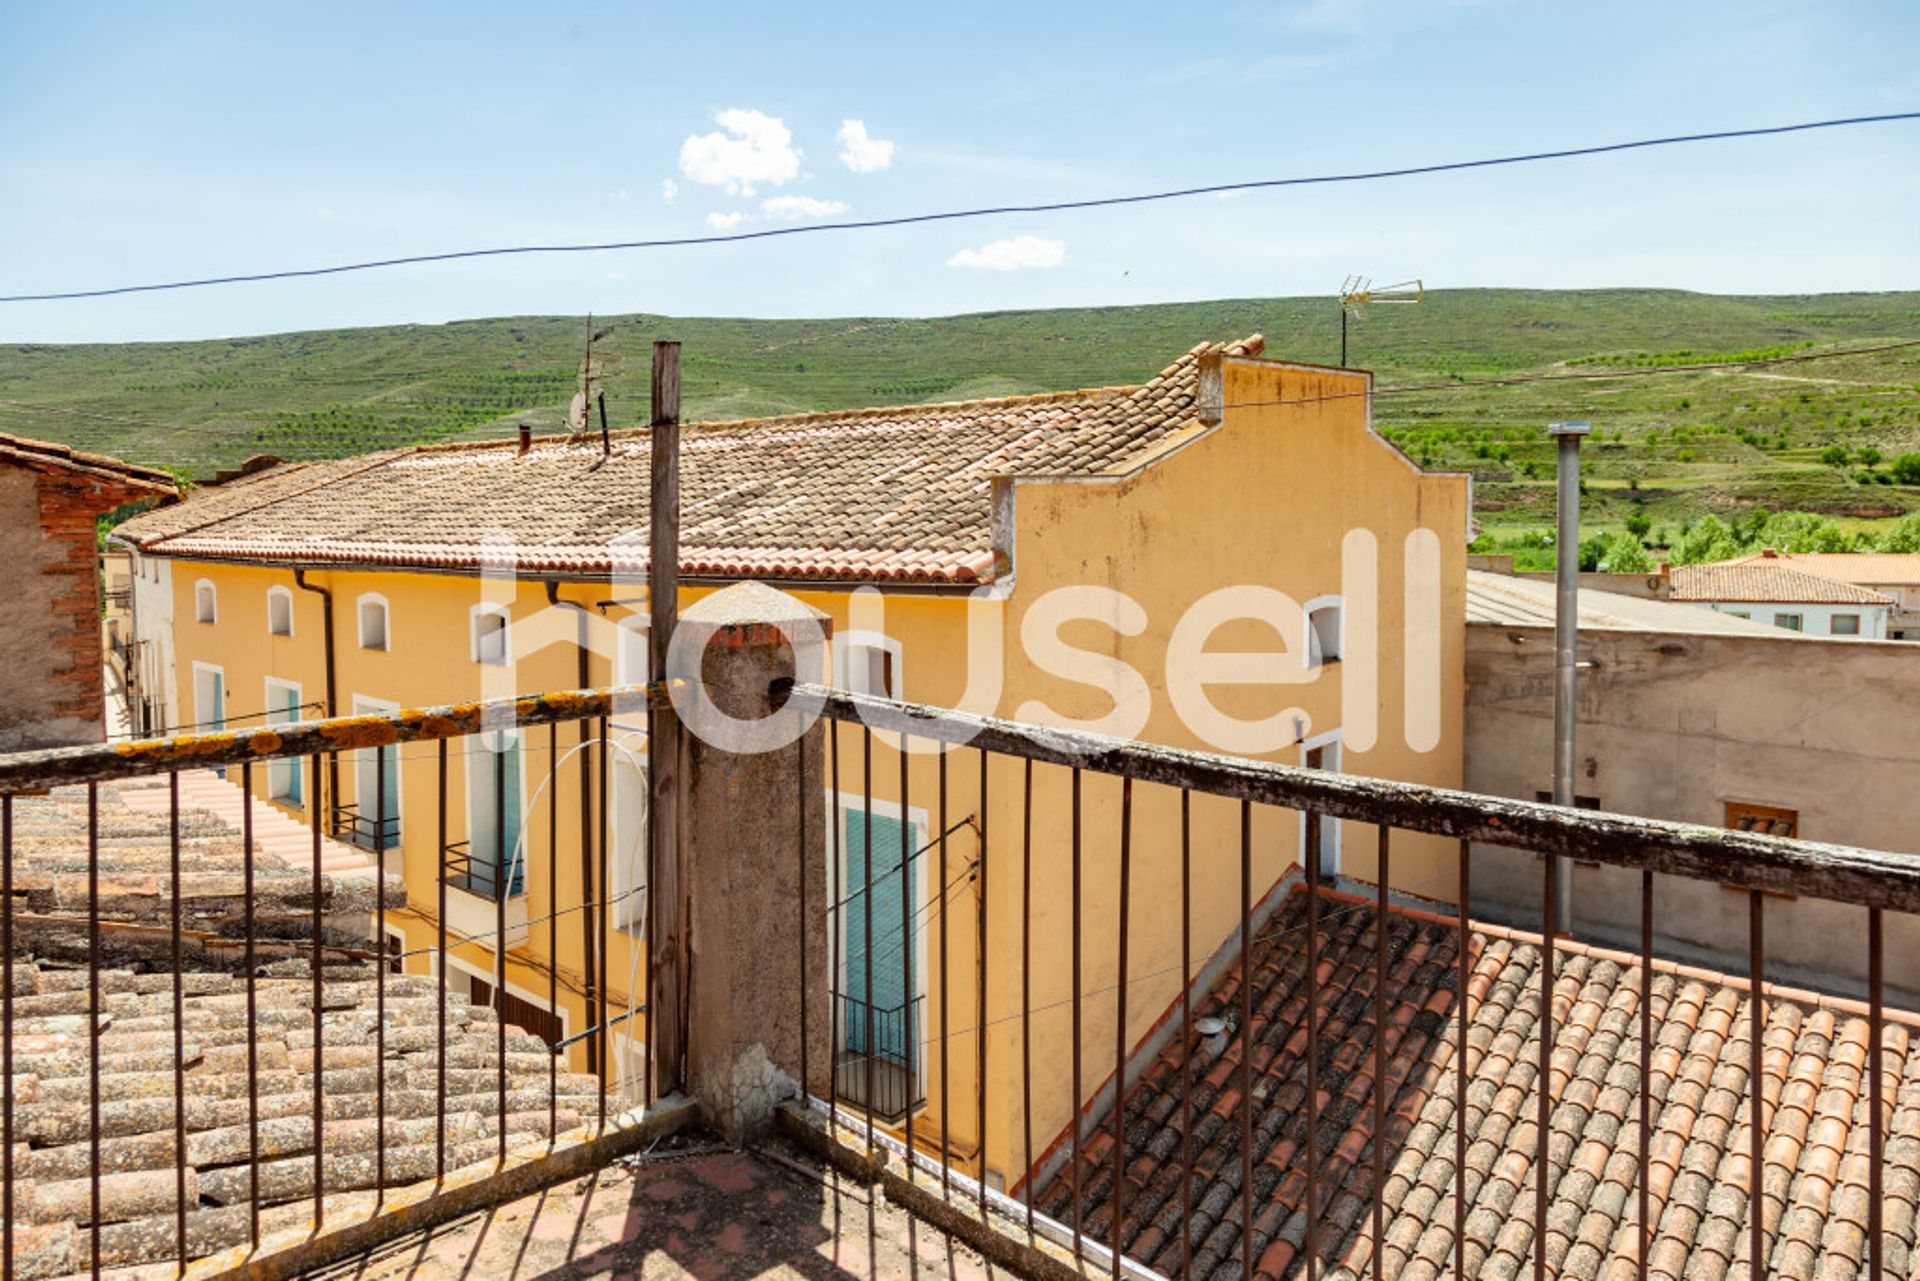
xmin=115 ymin=335 xmax=1468 ymax=1191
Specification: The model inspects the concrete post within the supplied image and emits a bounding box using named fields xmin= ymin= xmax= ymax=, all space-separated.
xmin=1548 ymin=419 xmax=1590 ymax=936
xmin=674 ymin=581 xmax=832 ymax=1141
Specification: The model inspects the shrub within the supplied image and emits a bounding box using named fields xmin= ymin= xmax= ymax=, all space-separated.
xmin=1895 ymin=454 xmax=1920 ymax=485
xmin=1625 ymin=512 xmax=1652 ymax=538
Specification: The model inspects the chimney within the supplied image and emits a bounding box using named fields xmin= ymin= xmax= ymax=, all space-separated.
xmin=1196 ymin=350 xmax=1224 ymax=426
xmin=518 ymin=423 xmax=532 ymax=455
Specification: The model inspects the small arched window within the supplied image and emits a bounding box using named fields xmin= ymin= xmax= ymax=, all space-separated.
xmin=194 ymin=580 xmax=217 ymax=624
xmin=358 ymin=594 xmax=391 ymax=651
xmin=266 ymin=586 xmax=294 ymax=637
xmin=1306 ymin=599 xmax=1343 ymax=668
xmin=471 ymin=605 xmax=511 ymax=666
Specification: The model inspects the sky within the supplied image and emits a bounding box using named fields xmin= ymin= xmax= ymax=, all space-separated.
xmin=1 ymin=0 xmax=1917 ymax=343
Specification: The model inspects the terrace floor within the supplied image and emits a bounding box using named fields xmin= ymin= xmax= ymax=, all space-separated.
xmin=308 ymin=1131 xmax=1010 ymax=1281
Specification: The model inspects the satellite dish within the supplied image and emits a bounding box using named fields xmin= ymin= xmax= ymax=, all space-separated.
xmin=568 ymin=392 xmax=589 ymax=430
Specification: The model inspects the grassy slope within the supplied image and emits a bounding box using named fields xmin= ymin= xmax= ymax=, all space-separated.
xmin=3 ymin=289 xmax=1917 ymax=535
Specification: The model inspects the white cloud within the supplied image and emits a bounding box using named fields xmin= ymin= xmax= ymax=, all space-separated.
xmin=660 ymin=179 xmax=678 ymax=202
xmin=945 ymin=235 xmax=1066 ymax=271
xmin=705 ymin=210 xmax=749 ymax=230
xmin=678 ymin=109 xmax=801 ymax=196
xmin=760 ymin=195 xmax=849 ymax=220
xmin=836 ymin=119 xmax=895 ymax=173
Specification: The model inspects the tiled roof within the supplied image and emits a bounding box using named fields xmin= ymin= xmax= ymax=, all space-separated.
xmin=4 ymin=960 xmax=606 ymax=1279
xmin=0 ymin=432 xmax=176 ymax=495
xmin=1669 ymin=562 xmax=1893 ymax=606
xmin=1722 ymin=552 xmax=1920 ymax=590
xmin=1033 ymin=886 xmax=1920 ymax=1280
xmin=6 ymin=774 xmax=396 ymax=972
xmin=1464 ymin=571 xmax=1789 ymax=636
xmin=114 ymin=337 xmax=1266 ymax=584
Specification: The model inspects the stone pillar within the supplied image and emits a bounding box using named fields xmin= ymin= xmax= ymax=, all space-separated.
xmin=673 ymin=581 xmax=832 ymax=1141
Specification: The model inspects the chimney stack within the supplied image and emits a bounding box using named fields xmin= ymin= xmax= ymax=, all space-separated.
xmin=518 ymin=423 xmax=532 ymax=455
xmin=1196 ymin=350 xmax=1224 ymax=426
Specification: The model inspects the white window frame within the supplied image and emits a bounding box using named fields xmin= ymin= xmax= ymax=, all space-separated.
xmin=465 ymin=726 xmax=529 ymax=899
xmin=470 ymin=603 xmax=512 ymax=666
xmin=191 ymin=661 xmax=225 ymax=731
xmin=834 ymin=630 xmax=904 ymax=700
xmin=1774 ymin=612 xmax=1804 ymax=632
xmin=263 ymin=677 xmax=305 ymax=805
xmin=193 ymin=579 xmax=217 ymax=624
xmin=357 ymin=592 xmax=392 ymax=651
xmin=824 ymin=788 xmax=931 ymax=1104
xmin=1298 ymin=730 xmax=1344 ymax=875
xmin=1831 ymin=612 xmax=1861 ymax=636
xmin=351 ymin=693 xmax=404 ymax=851
xmin=266 ymin=585 xmax=295 ymax=637
xmin=1303 ymin=595 xmax=1344 ymax=669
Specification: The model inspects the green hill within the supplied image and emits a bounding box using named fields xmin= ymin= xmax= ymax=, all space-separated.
xmin=4 ymin=289 xmax=1918 ymax=539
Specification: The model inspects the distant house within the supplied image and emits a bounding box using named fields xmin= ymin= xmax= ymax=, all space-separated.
xmin=1668 ymin=553 xmax=1894 ymax=637
xmin=0 ymin=432 xmax=175 ymax=749
xmin=1464 ymin=568 xmax=1920 ymax=998
xmin=1711 ymin=550 xmax=1920 ymax=640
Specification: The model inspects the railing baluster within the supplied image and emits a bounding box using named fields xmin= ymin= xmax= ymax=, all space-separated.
xmin=976 ymin=746 xmax=989 ymax=1221
xmin=374 ymin=746 xmax=388 ymax=1199
xmin=1112 ymin=777 xmax=1133 ymax=1274
xmin=828 ymin=717 xmax=842 ymax=1127
xmin=797 ymin=723 xmax=811 ymax=1107
xmin=1538 ymin=838 xmax=1555 ymax=1281
xmin=578 ymin=718 xmax=598 ymax=1082
xmin=900 ymin=732 xmax=914 ymax=1173
xmin=550 ymin=722 xmax=560 ymax=1129
xmin=495 ymin=736 xmax=508 ymax=1159
xmin=242 ymin=762 xmax=259 ymax=1250
xmin=1021 ymin=757 xmax=1035 ymax=1236
xmin=1456 ymin=838 xmax=1469 ymax=1281
xmin=863 ymin=724 xmax=876 ymax=1159
xmin=1180 ymin=789 xmax=1193 ymax=1281
xmin=1749 ymin=890 xmax=1765 ymax=1280
xmin=1640 ymin=868 xmax=1652 ymax=1281
xmin=169 ymin=776 xmax=186 ymax=1275
xmin=437 ymin=738 xmax=448 ymax=1181
xmin=312 ymin=753 xmax=326 ymax=1222
xmin=939 ymin=744 xmax=951 ymax=1197
xmin=1303 ymin=808 xmax=1319 ymax=1281
xmin=3 ymin=795 xmax=14 ymax=1280
xmin=643 ymin=705 xmax=657 ymax=1110
xmin=1373 ymin=825 xmax=1390 ymax=1280
xmin=598 ymin=714 xmax=610 ymax=1123
xmin=88 ymin=782 xmax=101 ymax=1280
xmin=1071 ymin=766 xmax=1084 ymax=1263
xmin=1870 ymin=904 xmax=1884 ymax=1281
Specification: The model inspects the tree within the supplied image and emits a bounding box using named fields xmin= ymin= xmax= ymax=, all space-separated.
xmin=1624 ymin=512 xmax=1652 ymax=539
xmin=1596 ymin=531 xmax=1654 ymax=574
xmin=1820 ymin=444 xmax=1851 ymax=468
xmin=1859 ymin=446 xmax=1884 ymax=468
xmin=1895 ymin=454 xmax=1920 ymax=486
xmin=1878 ymin=511 xmax=1920 ymax=553
xmin=1674 ymin=514 xmax=1741 ymax=565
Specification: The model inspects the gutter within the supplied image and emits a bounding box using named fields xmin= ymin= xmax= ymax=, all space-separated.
xmin=292 ymin=569 xmax=340 ymax=828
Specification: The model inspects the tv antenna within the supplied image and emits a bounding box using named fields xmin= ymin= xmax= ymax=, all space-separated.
xmin=1338 ymin=276 xmax=1424 ymax=367
xmin=571 ymin=314 xmax=621 ymax=455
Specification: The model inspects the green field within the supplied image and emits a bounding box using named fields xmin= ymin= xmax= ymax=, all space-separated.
xmin=5 ymin=289 xmax=1919 ymax=552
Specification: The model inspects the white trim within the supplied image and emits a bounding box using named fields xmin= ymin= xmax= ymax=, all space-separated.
xmin=834 ymin=629 xmax=905 ymax=699
xmin=351 ymin=694 xmax=404 ymax=852
xmin=465 ymin=725 xmax=529 ymax=899
xmin=469 ymin=602 xmax=512 ymax=666
xmin=190 ymin=661 xmax=225 ymax=727
xmin=193 ymin=579 xmax=217 ymax=625
xmin=356 ymin=592 xmax=392 ymax=651
xmin=1303 ymin=594 xmax=1344 ymax=669
xmin=825 ymin=787 xmax=932 ymax=1106
xmin=266 ymin=585 xmax=295 ymax=637
xmin=263 ymin=677 xmax=305 ymax=805
xmin=1298 ymin=729 xmax=1344 ymax=874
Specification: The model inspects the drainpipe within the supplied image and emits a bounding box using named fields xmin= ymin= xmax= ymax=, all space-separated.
xmin=1548 ymin=420 xmax=1590 ymax=937
xmin=293 ymin=569 xmax=339 ymax=829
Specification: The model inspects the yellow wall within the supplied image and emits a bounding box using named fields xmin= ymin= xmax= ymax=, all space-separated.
xmin=148 ymin=354 xmax=1466 ymax=1190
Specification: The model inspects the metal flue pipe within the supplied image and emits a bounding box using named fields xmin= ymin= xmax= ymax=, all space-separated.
xmin=1548 ymin=420 xmax=1590 ymax=935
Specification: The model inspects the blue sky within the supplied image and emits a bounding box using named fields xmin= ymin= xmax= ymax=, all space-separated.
xmin=2 ymin=0 xmax=1917 ymax=342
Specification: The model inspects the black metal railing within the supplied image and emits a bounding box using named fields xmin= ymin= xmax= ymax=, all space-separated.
xmin=332 ymin=800 xmax=400 ymax=850
xmin=0 ymin=691 xmax=644 ymax=1280
xmin=443 ymin=838 xmax=527 ymax=899
xmin=833 ymin=993 xmax=925 ymax=1122
xmin=793 ymin=683 xmax=1920 ymax=1281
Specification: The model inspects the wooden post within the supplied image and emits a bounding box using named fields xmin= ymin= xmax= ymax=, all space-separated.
xmin=648 ymin=340 xmax=687 ymax=1093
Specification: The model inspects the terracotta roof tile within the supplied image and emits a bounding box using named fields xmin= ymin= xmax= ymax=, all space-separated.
xmin=116 ymin=337 xmax=1266 ymax=583
xmin=1669 ymin=562 xmax=1894 ymax=606
xmin=1031 ymin=887 xmax=1920 ymax=1279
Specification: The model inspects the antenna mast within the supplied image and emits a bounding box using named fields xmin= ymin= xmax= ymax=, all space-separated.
xmin=1338 ymin=276 xmax=1424 ymax=367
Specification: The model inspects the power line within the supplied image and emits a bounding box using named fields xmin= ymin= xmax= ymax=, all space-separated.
xmin=4 ymin=111 xmax=1917 ymax=303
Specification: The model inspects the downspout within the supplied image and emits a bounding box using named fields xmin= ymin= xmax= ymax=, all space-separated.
xmin=546 ymin=579 xmax=600 ymax=1073
xmin=293 ymin=569 xmax=339 ymax=829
